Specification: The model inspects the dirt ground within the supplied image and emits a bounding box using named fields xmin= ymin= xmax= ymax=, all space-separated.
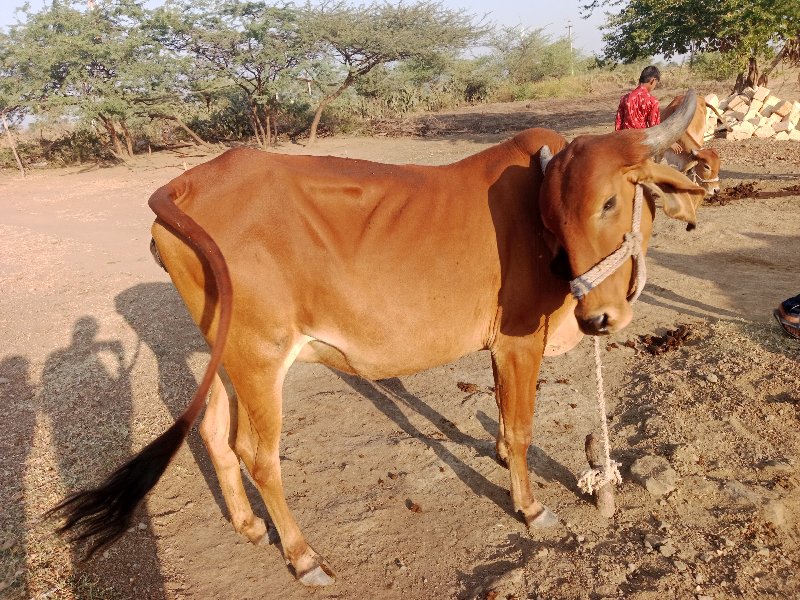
xmin=1 ymin=84 xmax=799 ymax=600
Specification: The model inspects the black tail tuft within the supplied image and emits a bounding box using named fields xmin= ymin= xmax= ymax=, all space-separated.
xmin=46 ymin=419 xmax=190 ymax=558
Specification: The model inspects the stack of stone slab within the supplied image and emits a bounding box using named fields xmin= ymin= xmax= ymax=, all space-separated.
xmin=712 ymin=86 xmax=800 ymax=141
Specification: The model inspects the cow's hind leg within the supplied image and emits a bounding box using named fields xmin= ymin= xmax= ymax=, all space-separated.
xmin=228 ymin=336 xmax=335 ymax=586
xmin=199 ymin=372 xmax=267 ymax=544
xmin=492 ymin=340 xmax=558 ymax=528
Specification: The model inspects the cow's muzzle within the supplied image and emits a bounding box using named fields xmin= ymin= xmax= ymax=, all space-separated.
xmin=570 ymin=186 xmax=646 ymax=334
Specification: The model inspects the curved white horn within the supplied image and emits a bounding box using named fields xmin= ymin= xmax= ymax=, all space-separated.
xmin=540 ymin=145 xmax=554 ymax=174
xmin=643 ymin=89 xmax=697 ymax=157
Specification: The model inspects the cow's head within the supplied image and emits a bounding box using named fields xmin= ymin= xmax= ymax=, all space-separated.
xmin=538 ymin=91 xmax=706 ymax=336
xmin=684 ymin=148 xmax=721 ymax=196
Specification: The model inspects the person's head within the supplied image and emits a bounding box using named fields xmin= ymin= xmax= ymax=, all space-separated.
xmin=638 ymin=65 xmax=661 ymax=89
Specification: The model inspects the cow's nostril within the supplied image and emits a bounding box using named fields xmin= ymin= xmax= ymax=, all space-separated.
xmin=585 ymin=313 xmax=609 ymax=333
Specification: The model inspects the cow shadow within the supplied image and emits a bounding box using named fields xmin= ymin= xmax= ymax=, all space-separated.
xmin=643 ymin=231 xmax=798 ymax=353
xmin=36 ymin=316 xmax=167 ymax=599
xmin=335 ymin=373 xmax=580 ymax=520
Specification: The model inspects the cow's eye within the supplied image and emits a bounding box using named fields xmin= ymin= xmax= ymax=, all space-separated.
xmin=703 ymin=165 xmax=711 ymax=171
xmin=602 ymin=196 xmax=616 ymax=213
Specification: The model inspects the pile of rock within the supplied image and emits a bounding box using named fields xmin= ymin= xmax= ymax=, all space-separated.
xmin=709 ymin=86 xmax=800 ymax=141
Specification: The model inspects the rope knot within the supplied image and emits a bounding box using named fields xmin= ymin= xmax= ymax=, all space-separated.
xmin=577 ymin=461 xmax=622 ymax=495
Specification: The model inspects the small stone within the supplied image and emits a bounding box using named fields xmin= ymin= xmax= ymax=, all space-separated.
xmin=674 ymin=560 xmax=688 ymax=572
xmin=626 ymin=562 xmax=637 ymax=573
xmin=697 ymin=595 xmax=713 ymax=600
xmin=760 ymin=460 xmax=793 ymax=475
xmin=644 ymin=534 xmax=666 ymax=550
xmin=761 ymin=501 xmax=788 ymax=528
xmin=695 ymin=572 xmax=707 ymax=584
xmin=700 ymin=551 xmax=715 ymax=563
xmin=630 ymin=456 xmax=678 ymax=498
xmin=103 ymin=550 xmax=110 ymax=559
xmin=536 ymin=548 xmax=549 ymax=558
xmin=595 ymin=583 xmax=617 ymax=598
xmin=721 ymin=536 xmax=735 ymax=548
xmin=757 ymin=547 xmax=770 ymax=556
xmin=659 ymin=542 xmax=677 ymax=558
xmin=138 ymin=522 xmax=146 ymax=530
xmin=576 ymin=535 xmax=586 ymax=543
xmin=705 ymin=373 xmax=718 ymax=383
xmin=723 ymin=480 xmax=760 ymax=505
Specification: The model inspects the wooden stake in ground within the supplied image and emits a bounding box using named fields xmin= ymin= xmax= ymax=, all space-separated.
xmin=585 ymin=433 xmax=617 ymax=517
xmin=1 ymin=112 xmax=25 ymax=178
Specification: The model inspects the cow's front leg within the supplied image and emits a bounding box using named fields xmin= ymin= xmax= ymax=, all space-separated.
xmin=491 ymin=338 xmax=558 ymax=528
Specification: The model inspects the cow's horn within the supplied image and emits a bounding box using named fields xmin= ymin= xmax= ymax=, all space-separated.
xmin=643 ymin=89 xmax=697 ymax=157
xmin=540 ymin=145 xmax=553 ymax=174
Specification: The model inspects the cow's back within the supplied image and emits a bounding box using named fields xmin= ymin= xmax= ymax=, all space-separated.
xmin=663 ymin=95 xmax=707 ymax=150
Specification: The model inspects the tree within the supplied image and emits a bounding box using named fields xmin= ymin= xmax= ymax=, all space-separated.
xmin=490 ymin=26 xmax=587 ymax=85
xmin=9 ymin=0 xmax=170 ymax=159
xmin=152 ymin=0 xmax=309 ymax=148
xmin=582 ymin=0 xmax=800 ymax=91
xmin=303 ymin=0 xmax=486 ymax=144
xmin=0 ymin=31 xmax=27 ymax=176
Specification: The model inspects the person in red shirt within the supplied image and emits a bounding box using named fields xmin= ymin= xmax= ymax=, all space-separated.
xmin=615 ymin=65 xmax=663 ymax=130
xmin=616 ymin=65 xmax=682 ymax=154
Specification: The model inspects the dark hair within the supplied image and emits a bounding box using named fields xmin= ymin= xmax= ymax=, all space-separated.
xmin=639 ymin=65 xmax=661 ymax=84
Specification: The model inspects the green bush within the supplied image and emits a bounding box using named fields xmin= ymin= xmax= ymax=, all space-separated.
xmin=690 ymin=52 xmax=742 ymax=81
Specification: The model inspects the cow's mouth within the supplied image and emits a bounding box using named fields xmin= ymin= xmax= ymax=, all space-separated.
xmin=577 ymin=304 xmax=633 ymax=335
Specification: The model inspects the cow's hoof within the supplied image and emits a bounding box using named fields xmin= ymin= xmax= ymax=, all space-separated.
xmin=296 ymin=555 xmax=336 ymax=587
xmin=522 ymin=504 xmax=559 ymax=529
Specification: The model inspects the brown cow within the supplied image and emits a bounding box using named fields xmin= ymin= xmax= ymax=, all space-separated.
xmin=661 ymin=94 xmax=724 ymax=196
xmin=50 ymin=92 xmax=703 ymax=586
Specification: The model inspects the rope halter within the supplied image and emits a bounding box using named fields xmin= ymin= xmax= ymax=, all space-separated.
xmin=568 ymin=185 xmax=647 ymax=304
xmin=688 ymin=169 xmax=719 ymax=185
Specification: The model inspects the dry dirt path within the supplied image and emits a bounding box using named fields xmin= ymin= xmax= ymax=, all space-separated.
xmin=1 ymin=91 xmax=798 ymax=600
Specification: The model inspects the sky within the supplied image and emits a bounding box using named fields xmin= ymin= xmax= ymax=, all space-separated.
xmin=0 ymin=0 xmax=609 ymax=55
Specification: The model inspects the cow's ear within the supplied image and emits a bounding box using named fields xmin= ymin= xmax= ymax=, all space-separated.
xmin=634 ymin=161 xmax=706 ymax=231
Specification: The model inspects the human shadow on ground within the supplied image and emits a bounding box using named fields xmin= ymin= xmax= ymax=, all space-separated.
xmin=115 ymin=282 xmax=230 ymax=518
xmin=0 ymin=355 xmax=36 ymax=598
xmin=38 ymin=316 xmax=166 ymax=599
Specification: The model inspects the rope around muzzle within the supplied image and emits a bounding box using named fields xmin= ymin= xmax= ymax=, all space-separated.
xmin=569 ymin=185 xmax=647 ymax=303
xmin=573 ymin=186 xmax=647 ymax=498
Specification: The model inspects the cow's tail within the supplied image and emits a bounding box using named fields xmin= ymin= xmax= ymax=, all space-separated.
xmin=46 ymin=182 xmax=232 ymax=557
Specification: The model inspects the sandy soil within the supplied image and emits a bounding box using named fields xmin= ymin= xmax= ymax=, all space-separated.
xmin=1 ymin=86 xmax=799 ymax=600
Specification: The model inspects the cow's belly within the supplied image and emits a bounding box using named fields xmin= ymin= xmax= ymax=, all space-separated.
xmin=295 ymin=301 xmax=491 ymax=380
